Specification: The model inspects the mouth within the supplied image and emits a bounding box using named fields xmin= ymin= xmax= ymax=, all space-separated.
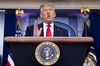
xmin=46 ymin=14 xmax=52 ymax=22
xmin=47 ymin=17 xmax=51 ymax=20
xmin=47 ymin=14 xmax=50 ymax=18
xmin=47 ymin=17 xmax=50 ymax=19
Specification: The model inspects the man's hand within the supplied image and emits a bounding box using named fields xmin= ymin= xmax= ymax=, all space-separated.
xmin=33 ymin=20 xmax=42 ymax=37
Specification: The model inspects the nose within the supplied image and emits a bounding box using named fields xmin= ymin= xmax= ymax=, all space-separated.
xmin=47 ymin=11 xmax=50 ymax=17
xmin=47 ymin=12 xmax=50 ymax=15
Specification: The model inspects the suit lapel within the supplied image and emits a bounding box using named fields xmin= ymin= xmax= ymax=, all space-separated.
xmin=54 ymin=24 xmax=60 ymax=36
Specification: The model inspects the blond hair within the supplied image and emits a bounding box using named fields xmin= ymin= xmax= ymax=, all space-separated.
xmin=40 ymin=3 xmax=55 ymax=11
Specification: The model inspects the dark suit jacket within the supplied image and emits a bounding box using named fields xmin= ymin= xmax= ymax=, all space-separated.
xmin=25 ymin=23 xmax=68 ymax=36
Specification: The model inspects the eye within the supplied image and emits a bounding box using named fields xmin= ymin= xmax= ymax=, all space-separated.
xmin=42 ymin=9 xmax=47 ymax=12
xmin=49 ymin=9 xmax=53 ymax=11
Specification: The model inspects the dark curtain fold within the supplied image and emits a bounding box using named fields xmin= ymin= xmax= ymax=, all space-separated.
xmin=89 ymin=13 xmax=100 ymax=66
xmin=3 ymin=9 xmax=16 ymax=66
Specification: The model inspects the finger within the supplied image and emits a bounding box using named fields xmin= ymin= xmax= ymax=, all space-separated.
xmin=34 ymin=20 xmax=38 ymax=29
xmin=33 ymin=20 xmax=38 ymax=36
xmin=39 ymin=28 xmax=42 ymax=36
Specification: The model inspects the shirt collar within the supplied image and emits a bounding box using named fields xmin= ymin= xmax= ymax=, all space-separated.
xmin=43 ymin=22 xmax=54 ymax=28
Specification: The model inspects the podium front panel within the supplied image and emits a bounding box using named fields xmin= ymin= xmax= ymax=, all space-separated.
xmin=4 ymin=37 xmax=93 ymax=66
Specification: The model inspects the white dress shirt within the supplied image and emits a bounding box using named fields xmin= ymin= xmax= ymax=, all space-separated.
xmin=43 ymin=22 xmax=54 ymax=37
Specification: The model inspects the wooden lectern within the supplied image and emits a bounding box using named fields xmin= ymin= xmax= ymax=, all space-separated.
xmin=4 ymin=37 xmax=93 ymax=66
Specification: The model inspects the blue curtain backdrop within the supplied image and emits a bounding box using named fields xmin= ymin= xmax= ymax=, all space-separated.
xmin=89 ymin=13 xmax=100 ymax=66
xmin=3 ymin=9 xmax=16 ymax=66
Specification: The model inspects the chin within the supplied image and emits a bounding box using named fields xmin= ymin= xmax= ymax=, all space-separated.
xmin=47 ymin=20 xmax=53 ymax=23
xmin=47 ymin=19 xmax=53 ymax=21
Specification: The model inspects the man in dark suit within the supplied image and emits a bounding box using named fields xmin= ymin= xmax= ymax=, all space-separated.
xmin=25 ymin=3 xmax=68 ymax=37
xmin=18 ymin=3 xmax=68 ymax=66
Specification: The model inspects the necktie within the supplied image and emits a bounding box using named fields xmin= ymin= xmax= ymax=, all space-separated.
xmin=46 ymin=24 xmax=52 ymax=37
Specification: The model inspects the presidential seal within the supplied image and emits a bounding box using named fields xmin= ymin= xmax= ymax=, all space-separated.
xmin=35 ymin=42 xmax=60 ymax=66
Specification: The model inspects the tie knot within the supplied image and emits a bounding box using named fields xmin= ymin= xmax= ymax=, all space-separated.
xmin=47 ymin=24 xmax=51 ymax=27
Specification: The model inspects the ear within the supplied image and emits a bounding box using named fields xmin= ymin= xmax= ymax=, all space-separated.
xmin=40 ymin=13 xmax=43 ymax=20
xmin=40 ymin=13 xmax=42 ymax=18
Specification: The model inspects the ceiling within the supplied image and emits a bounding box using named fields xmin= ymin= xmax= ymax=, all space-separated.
xmin=0 ymin=0 xmax=100 ymax=9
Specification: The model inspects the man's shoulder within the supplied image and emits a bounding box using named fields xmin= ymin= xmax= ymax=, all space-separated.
xmin=54 ymin=24 xmax=68 ymax=36
xmin=54 ymin=24 xmax=68 ymax=31
xmin=27 ymin=25 xmax=34 ymax=28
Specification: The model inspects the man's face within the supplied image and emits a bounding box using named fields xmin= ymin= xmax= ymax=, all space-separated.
xmin=40 ymin=5 xmax=56 ymax=24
